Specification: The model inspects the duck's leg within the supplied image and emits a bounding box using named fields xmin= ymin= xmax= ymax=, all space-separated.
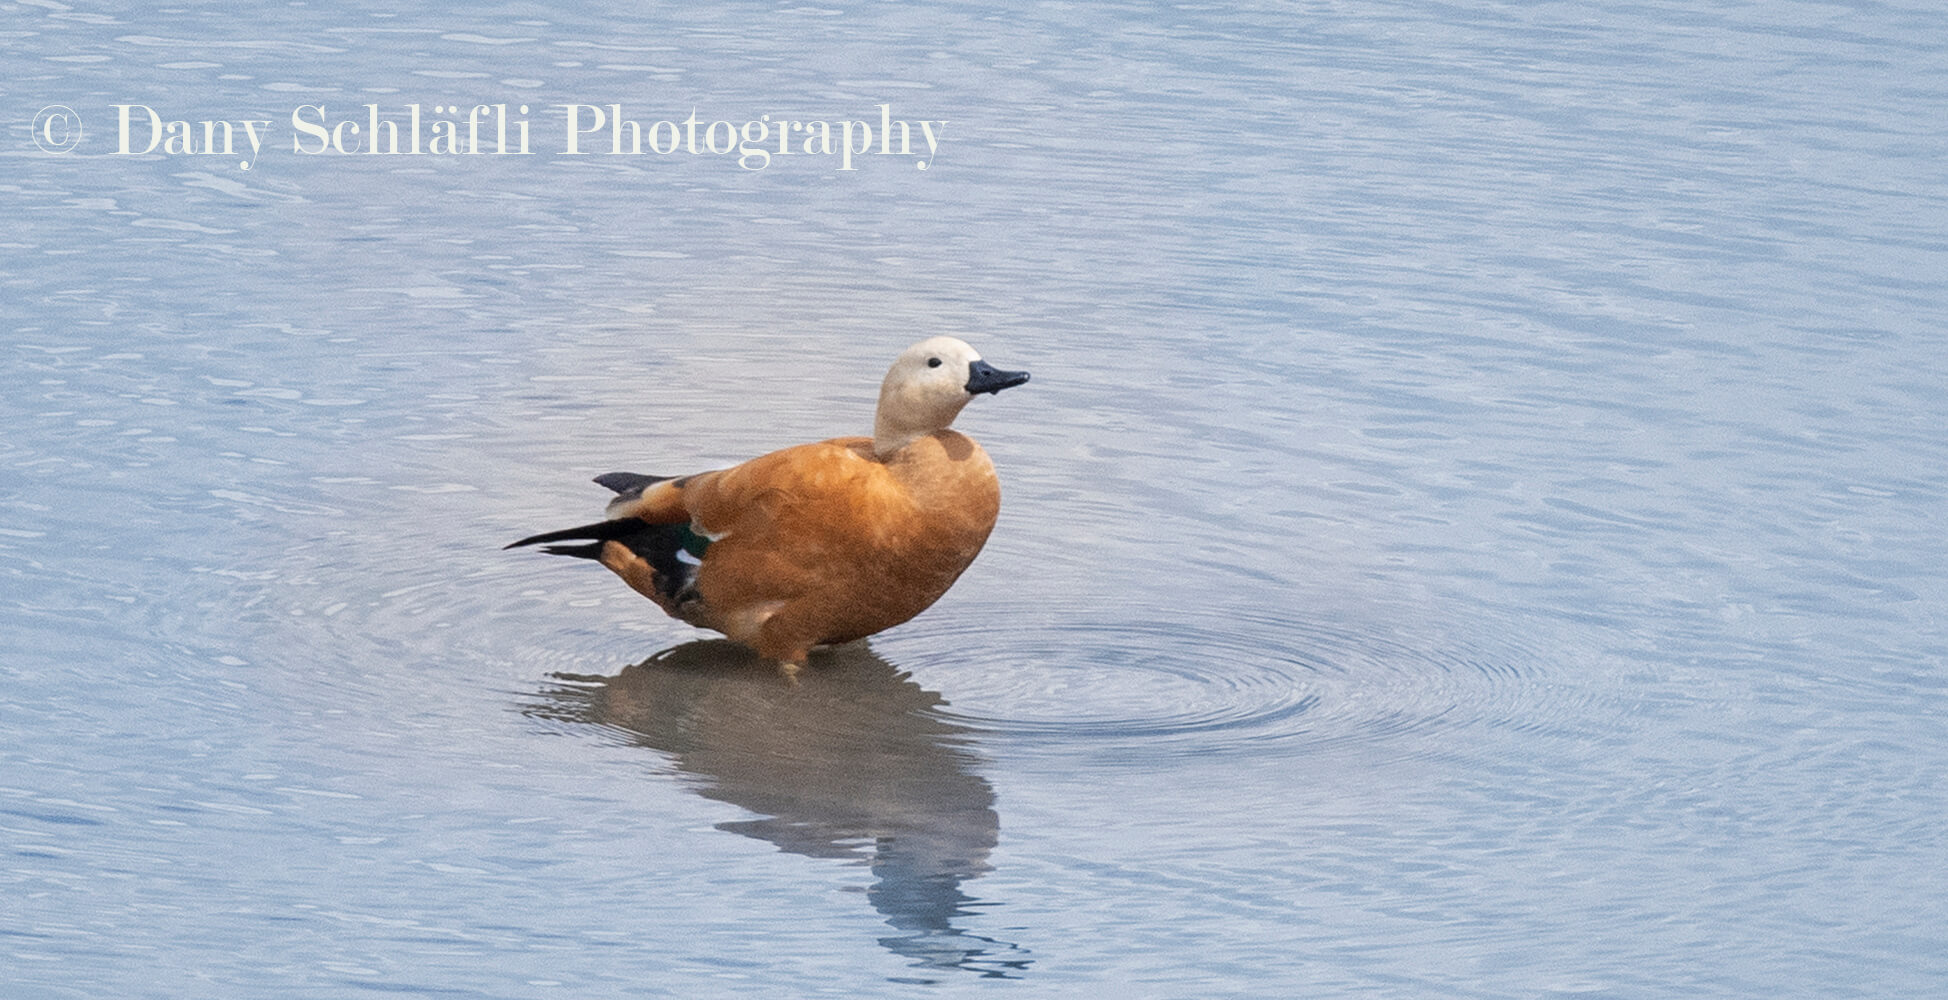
xmin=753 ymin=628 xmax=813 ymax=683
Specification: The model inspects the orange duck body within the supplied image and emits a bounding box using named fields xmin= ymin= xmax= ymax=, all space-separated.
xmin=509 ymin=337 xmax=1029 ymax=674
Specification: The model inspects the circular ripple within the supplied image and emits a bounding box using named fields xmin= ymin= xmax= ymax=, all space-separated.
xmin=878 ymin=603 xmax=1583 ymax=761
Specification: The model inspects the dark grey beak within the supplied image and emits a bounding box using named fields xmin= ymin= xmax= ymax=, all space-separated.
xmin=965 ymin=359 xmax=1030 ymax=395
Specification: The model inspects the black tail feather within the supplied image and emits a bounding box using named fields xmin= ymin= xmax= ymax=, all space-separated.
xmin=506 ymin=515 xmax=699 ymax=604
xmin=504 ymin=518 xmax=642 ymax=551
xmin=538 ymin=542 xmax=604 ymax=560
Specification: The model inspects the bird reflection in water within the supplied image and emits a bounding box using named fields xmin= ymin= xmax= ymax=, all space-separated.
xmin=528 ymin=640 xmax=1031 ymax=980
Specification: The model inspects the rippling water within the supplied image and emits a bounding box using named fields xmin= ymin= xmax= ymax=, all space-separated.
xmin=6 ymin=0 xmax=1946 ymax=996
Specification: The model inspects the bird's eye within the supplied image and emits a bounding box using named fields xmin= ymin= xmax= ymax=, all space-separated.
xmin=927 ymin=357 xmax=943 ymax=368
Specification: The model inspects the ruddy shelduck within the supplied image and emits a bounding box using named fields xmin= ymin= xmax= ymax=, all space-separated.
xmin=508 ymin=337 xmax=1030 ymax=675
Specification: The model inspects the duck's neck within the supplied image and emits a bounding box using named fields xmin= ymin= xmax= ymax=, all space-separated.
xmin=873 ymin=397 xmax=968 ymax=460
xmin=872 ymin=423 xmax=923 ymax=460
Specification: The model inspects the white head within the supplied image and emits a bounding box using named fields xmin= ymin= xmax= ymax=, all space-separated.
xmin=872 ymin=336 xmax=1029 ymax=458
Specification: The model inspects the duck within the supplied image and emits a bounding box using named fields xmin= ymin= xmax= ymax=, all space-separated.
xmin=507 ymin=336 xmax=1030 ymax=675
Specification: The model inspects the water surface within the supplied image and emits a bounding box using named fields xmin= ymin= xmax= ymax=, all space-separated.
xmin=5 ymin=1 xmax=1946 ymax=996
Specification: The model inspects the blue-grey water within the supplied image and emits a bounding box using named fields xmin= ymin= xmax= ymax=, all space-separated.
xmin=5 ymin=1 xmax=1946 ymax=996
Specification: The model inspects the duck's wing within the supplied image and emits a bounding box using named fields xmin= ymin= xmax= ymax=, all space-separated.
xmin=593 ymin=471 xmax=668 ymax=499
xmin=598 ymin=470 xmax=707 ymax=522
